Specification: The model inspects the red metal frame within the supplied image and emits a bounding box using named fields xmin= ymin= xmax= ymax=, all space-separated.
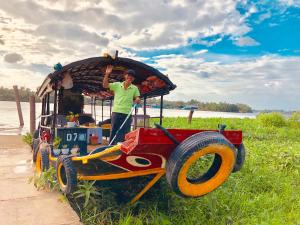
xmin=121 ymin=128 xmax=242 ymax=157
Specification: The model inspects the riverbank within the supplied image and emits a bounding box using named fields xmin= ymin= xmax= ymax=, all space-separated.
xmin=0 ymin=135 xmax=82 ymax=225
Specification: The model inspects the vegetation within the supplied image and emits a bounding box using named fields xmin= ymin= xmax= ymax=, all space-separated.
xmin=29 ymin=167 xmax=59 ymax=191
xmin=0 ymin=86 xmax=41 ymax=102
xmin=147 ymin=98 xmax=253 ymax=112
xmin=22 ymin=132 xmax=33 ymax=146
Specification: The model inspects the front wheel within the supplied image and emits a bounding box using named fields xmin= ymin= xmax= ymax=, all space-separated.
xmin=35 ymin=148 xmax=49 ymax=175
xmin=56 ymin=156 xmax=77 ymax=194
xmin=166 ymin=131 xmax=236 ymax=197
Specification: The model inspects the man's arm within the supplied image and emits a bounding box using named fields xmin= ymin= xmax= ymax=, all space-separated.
xmin=103 ymin=65 xmax=113 ymax=89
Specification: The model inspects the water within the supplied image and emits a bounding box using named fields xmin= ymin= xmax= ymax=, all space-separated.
xmin=0 ymin=101 xmax=256 ymax=135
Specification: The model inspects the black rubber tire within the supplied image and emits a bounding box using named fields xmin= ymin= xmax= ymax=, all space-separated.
xmin=32 ymin=139 xmax=40 ymax=162
xmin=40 ymin=148 xmax=49 ymax=171
xmin=232 ymin=143 xmax=246 ymax=173
xmin=166 ymin=131 xmax=236 ymax=198
xmin=33 ymin=129 xmax=39 ymax=139
xmin=56 ymin=156 xmax=77 ymax=194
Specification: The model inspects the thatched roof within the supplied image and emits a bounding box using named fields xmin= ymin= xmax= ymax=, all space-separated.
xmin=36 ymin=55 xmax=176 ymax=99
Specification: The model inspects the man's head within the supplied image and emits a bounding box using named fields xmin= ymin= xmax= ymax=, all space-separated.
xmin=124 ymin=69 xmax=136 ymax=84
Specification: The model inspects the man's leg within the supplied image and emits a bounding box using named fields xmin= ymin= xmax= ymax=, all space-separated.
xmin=117 ymin=115 xmax=132 ymax=143
xmin=109 ymin=112 xmax=119 ymax=144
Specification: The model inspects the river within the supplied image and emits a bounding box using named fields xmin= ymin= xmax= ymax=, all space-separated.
xmin=0 ymin=101 xmax=256 ymax=135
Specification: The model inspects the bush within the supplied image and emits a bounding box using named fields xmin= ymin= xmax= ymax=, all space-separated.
xmin=288 ymin=112 xmax=300 ymax=128
xmin=257 ymin=112 xmax=287 ymax=128
xmin=22 ymin=132 xmax=33 ymax=146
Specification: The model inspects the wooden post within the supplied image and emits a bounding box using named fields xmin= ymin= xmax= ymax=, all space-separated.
xmin=159 ymin=95 xmax=163 ymax=125
xmin=13 ymin=85 xmax=24 ymax=127
xmin=29 ymin=95 xmax=36 ymax=134
xmin=188 ymin=109 xmax=194 ymax=124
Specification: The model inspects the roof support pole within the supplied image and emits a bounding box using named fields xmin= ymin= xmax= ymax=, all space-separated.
xmin=160 ymin=95 xmax=163 ymax=125
xmin=52 ymin=82 xmax=58 ymax=141
xmin=143 ymin=96 xmax=146 ymax=128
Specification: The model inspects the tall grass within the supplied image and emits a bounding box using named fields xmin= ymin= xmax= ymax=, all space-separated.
xmin=70 ymin=115 xmax=300 ymax=224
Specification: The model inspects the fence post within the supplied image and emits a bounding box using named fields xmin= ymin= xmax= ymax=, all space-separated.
xmin=188 ymin=109 xmax=194 ymax=124
xmin=13 ymin=85 xmax=24 ymax=127
xmin=29 ymin=95 xmax=36 ymax=134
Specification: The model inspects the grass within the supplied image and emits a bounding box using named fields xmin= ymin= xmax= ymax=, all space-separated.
xmin=33 ymin=114 xmax=300 ymax=224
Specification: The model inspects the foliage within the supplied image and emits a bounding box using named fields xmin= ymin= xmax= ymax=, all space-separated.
xmin=146 ymin=98 xmax=253 ymax=112
xmin=66 ymin=111 xmax=79 ymax=122
xmin=53 ymin=137 xmax=61 ymax=148
xmin=288 ymin=111 xmax=300 ymax=128
xmin=29 ymin=167 xmax=58 ymax=191
xmin=22 ymin=132 xmax=33 ymax=146
xmin=257 ymin=112 xmax=287 ymax=127
xmin=0 ymin=86 xmax=41 ymax=102
xmin=73 ymin=181 xmax=102 ymax=208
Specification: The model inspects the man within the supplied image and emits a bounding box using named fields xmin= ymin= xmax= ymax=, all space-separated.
xmin=103 ymin=65 xmax=141 ymax=144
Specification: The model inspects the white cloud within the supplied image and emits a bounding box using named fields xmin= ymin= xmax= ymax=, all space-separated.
xmin=0 ymin=0 xmax=252 ymax=51
xmin=234 ymin=36 xmax=260 ymax=47
xmin=152 ymin=54 xmax=300 ymax=110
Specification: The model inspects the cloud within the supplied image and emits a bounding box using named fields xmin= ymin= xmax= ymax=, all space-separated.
xmin=152 ymin=54 xmax=300 ymax=110
xmin=234 ymin=36 xmax=260 ymax=46
xmin=35 ymin=21 xmax=109 ymax=46
xmin=0 ymin=0 xmax=252 ymax=50
xmin=4 ymin=53 xmax=23 ymax=63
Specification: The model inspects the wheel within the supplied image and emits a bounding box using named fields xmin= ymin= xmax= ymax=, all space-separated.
xmin=56 ymin=156 xmax=77 ymax=194
xmin=33 ymin=129 xmax=39 ymax=139
xmin=32 ymin=138 xmax=41 ymax=162
xmin=166 ymin=131 xmax=236 ymax=197
xmin=35 ymin=148 xmax=49 ymax=174
xmin=232 ymin=143 xmax=246 ymax=173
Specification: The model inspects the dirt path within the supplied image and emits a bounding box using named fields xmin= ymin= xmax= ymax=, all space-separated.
xmin=0 ymin=135 xmax=82 ymax=225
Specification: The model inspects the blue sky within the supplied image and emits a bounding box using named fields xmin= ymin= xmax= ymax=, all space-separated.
xmin=0 ymin=0 xmax=299 ymax=110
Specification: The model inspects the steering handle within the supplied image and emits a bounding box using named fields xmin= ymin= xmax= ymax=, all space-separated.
xmin=154 ymin=123 xmax=180 ymax=145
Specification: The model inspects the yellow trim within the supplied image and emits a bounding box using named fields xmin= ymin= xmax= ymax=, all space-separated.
xmin=49 ymin=154 xmax=57 ymax=161
xmin=78 ymin=168 xmax=165 ymax=181
xmin=72 ymin=144 xmax=121 ymax=164
xmin=177 ymin=144 xmax=235 ymax=197
xmin=99 ymin=154 xmax=121 ymax=162
xmin=35 ymin=150 xmax=42 ymax=175
xmin=130 ymin=171 xmax=165 ymax=204
xmin=57 ymin=163 xmax=66 ymax=189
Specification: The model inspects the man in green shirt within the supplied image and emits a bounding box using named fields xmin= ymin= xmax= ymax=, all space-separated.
xmin=103 ymin=65 xmax=141 ymax=144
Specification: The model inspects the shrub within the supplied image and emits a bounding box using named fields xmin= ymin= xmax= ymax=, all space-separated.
xmin=288 ymin=111 xmax=300 ymax=128
xmin=22 ymin=132 xmax=33 ymax=146
xmin=257 ymin=112 xmax=287 ymax=128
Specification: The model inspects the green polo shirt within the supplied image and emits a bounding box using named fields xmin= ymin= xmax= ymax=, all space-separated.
xmin=109 ymin=82 xmax=140 ymax=114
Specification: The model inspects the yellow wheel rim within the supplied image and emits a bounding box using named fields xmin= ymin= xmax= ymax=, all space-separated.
xmin=177 ymin=144 xmax=235 ymax=197
xmin=57 ymin=163 xmax=66 ymax=188
xmin=35 ymin=150 xmax=42 ymax=175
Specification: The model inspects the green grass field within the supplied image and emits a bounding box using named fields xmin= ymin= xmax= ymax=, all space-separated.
xmin=41 ymin=114 xmax=300 ymax=225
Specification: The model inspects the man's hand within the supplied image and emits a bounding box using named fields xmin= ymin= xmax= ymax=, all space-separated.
xmin=134 ymin=96 xmax=141 ymax=104
xmin=103 ymin=65 xmax=113 ymax=88
xmin=105 ymin=64 xmax=113 ymax=76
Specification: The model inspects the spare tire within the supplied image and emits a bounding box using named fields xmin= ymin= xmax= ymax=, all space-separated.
xmin=166 ymin=131 xmax=236 ymax=197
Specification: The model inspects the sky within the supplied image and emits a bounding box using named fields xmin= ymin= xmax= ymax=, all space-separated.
xmin=0 ymin=0 xmax=299 ymax=110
